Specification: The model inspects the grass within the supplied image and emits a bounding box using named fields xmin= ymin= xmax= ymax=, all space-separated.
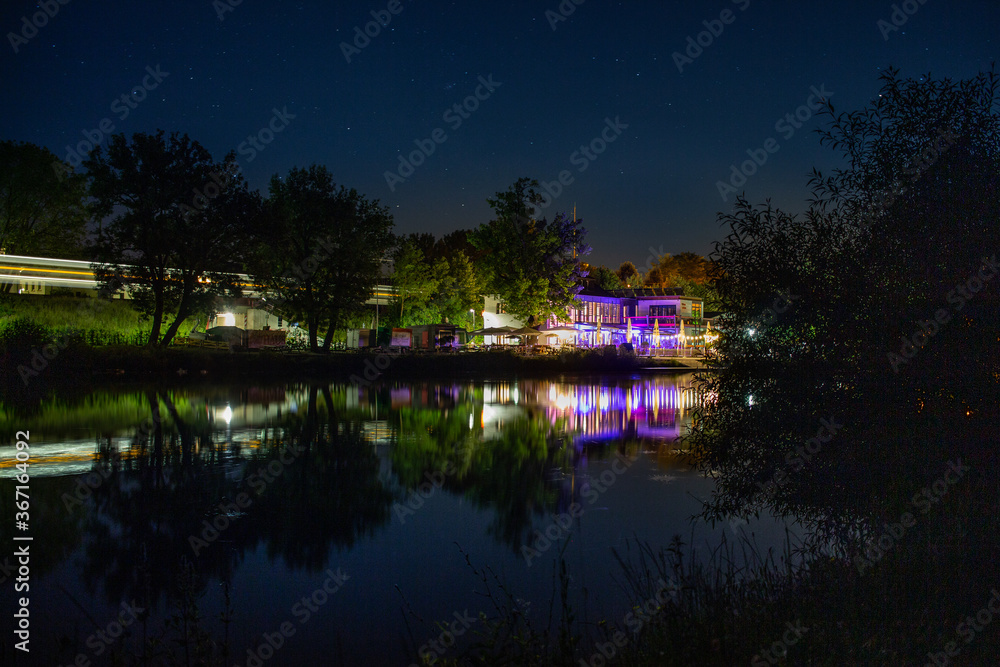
xmin=425 ymin=439 xmax=1000 ymax=665
xmin=0 ymin=293 xmax=198 ymax=345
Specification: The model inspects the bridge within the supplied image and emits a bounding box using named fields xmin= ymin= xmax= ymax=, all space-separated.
xmin=0 ymin=253 xmax=396 ymax=303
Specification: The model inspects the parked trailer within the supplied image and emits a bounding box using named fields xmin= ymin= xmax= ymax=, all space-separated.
xmin=409 ymin=324 xmax=467 ymax=349
xmin=348 ymin=328 xmax=412 ymax=349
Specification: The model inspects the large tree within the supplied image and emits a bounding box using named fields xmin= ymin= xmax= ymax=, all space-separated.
xmin=643 ymin=251 xmax=711 ymax=287
xmin=468 ymin=177 xmax=590 ymax=324
xmin=433 ymin=248 xmax=483 ymax=330
xmin=615 ymin=261 xmax=640 ymax=287
xmin=85 ymin=131 xmax=261 ymax=345
xmin=689 ymin=67 xmax=1000 ymax=533
xmin=583 ymin=264 xmax=624 ymax=290
xmin=389 ymin=236 xmax=483 ymax=329
xmin=390 ymin=238 xmax=443 ymax=326
xmin=255 ymin=165 xmax=394 ymax=351
xmin=0 ymin=140 xmax=88 ymax=261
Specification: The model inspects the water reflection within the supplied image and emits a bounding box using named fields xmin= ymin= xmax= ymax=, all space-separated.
xmin=0 ymin=373 xmax=710 ymax=664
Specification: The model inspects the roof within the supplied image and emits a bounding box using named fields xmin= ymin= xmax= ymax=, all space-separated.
xmin=576 ymin=287 xmax=619 ymax=299
xmin=609 ymin=287 xmax=696 ymax=299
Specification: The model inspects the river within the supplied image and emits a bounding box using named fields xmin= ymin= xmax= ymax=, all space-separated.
xmin=0 ymin=372 xmax=790 ymax=665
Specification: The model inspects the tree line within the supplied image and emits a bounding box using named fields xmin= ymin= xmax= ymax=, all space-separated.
xmin=0 ymin=134 xmax=716 ymax=349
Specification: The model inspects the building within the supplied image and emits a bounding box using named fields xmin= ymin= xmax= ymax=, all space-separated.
xmin=482 ymin=295 xmax=524 ymax=329
xmin=484 ymin=288 xmax=713 ymax=349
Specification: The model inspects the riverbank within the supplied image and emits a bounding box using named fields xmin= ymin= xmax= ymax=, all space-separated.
xmin=1 ymin=345 xmax=699 ymax=397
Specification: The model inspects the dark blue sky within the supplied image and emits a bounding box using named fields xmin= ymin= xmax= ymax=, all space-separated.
xmin=2 ymin=0 xmax=996 ymax=267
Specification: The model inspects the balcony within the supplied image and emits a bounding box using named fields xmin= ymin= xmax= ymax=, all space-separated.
xmin=626 ymin=315 xmax=681 ymax=329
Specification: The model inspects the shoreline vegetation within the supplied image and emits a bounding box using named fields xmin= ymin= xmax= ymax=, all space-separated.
xmin=0 ymin=295 xmax=697 ymax=396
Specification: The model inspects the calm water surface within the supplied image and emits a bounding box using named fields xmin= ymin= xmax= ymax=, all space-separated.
xmin=0 ymin=373 xmax=789 ymax=665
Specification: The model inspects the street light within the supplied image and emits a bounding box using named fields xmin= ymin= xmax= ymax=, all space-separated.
xmin=469 ymin=308 xmax=476 ymax=331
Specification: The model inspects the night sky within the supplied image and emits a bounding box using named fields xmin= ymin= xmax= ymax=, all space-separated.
xmin=2 ymin=0 xmax=997 ymax=267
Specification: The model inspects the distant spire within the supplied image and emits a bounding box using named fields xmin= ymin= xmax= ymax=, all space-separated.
xmin=572 ymin=203 xmax=577 ymax=259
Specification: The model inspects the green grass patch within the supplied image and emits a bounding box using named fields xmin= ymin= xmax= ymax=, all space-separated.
xmin=0 ymin=294 xmax=199 ymax=345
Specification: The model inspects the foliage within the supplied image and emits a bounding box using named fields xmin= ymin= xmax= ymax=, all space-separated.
xmin=0 ymin=296 xmax=196 ymax=368
xmin=643 ymin=251 xmax=712 ymax=288
xmin=688 ymin=67 xmax=1000 ymax=535
xmin=469 ymin=178 xmax=590 ymax=324
xmin=85 ymin=131 xmax=261 ymax=346
xmin=253 ymin=164 xmax=394 ymax=351
xmin=615 ymin=261 xmax=640 ymax=287
xmin=434 ymin=248 xmax=483 ymax=330
xmin=390 ymin=238 xmax=445 ymax=325
xmin=0 ymin=140 xmax=89 ymax=261
xmin=673 ymin=277 xmax=721 ymax=311
xmin=389 ymin=232 xmax=485 ymax=329
xmin=585 ymin=264 xmax=624 ymax=290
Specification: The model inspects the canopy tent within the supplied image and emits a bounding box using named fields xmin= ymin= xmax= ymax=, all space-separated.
xmin=470 ymin=326 xmax=515 ymax=335
xmin=510 ymin=326 xmax=542 ymax=336
xmin=472 ymin=326 xmax=517 ymax=345
xmin=537 ymin=324 xmax=578 ymax=346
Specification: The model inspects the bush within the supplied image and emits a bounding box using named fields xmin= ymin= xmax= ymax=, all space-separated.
xmin=0 ymin=317 xmax=52 ymax=355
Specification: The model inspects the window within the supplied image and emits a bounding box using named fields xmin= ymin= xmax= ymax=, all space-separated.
xmin=649 ymin=305 xmax=676 ymax=316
